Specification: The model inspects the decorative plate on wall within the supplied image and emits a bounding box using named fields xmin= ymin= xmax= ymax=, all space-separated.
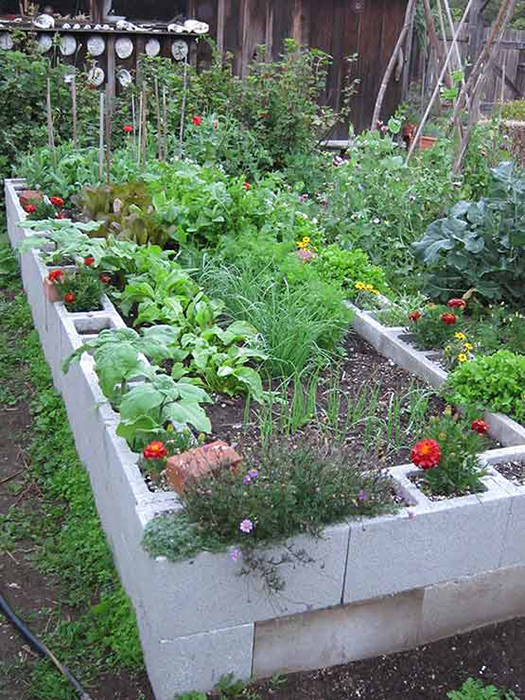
xmin=37 ymin=34 xmax=53 ymax=52
xmin=171 ymin=40 xmax=188 ymax=61
xmin=0 ymin=32 xmax=13 ymax=50
xmin=87 ymin=65 xmax=105 ymax=87
xmin=145 ymin=38 xmax=161 ymax=57
xmin=33 ymin=14 xmax=55 ymax=29
xmin=87 ymin=35 xmax=106 ymax=57
xmin=59 ymin=34 xmax=77 ymax=56
xmin=115 ymin=37 xmax=134 ymax=59
xmin=117 ymin=69 xmax=133 ymax=88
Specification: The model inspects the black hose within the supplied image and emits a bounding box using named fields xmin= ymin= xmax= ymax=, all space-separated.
xmin=0 ymin=589 xmax=94 ymax=700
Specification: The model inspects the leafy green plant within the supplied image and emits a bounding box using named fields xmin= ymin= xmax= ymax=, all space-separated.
xmin=445 ymin=350 xmax=525 ymax=424
xmin=412 ymin=162 xmax=525 ymax=305
xmin=447 ymin=677 xmax=519 ymax=699
xmin=410 ymin=409 xmax=489 ymax=497
xmin=312 ymin=245 xmax=389 ymax=298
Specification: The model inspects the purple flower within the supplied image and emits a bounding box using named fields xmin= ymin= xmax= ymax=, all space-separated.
xmin=247 ymin=469 xmax=258 ymax=480
xmin=239 ymin=518 xmax=254 ymax=534
xmin=243 ymin=475 xmax=252 ymax=485
xmin=298 ymin=194 xmax=309 ymax=203
xmin=357 ymin=489 xmax=369 ymax=502
xmin=230 ymin=548 xmax=241 ymax=562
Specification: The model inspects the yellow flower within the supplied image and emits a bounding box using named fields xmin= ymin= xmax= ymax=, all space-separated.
xmin=355 ymin=281 xmax=366 ymax=290
xmin=464 ymin=342 xmax=473 ymax=351
xmin=438 ymin=432 xmax=446 ymax=441
xmin=372 ymin=289 xmax=379 ymax=295
xmin=365 ymin=283 xmax=374 ymax=292
xmin=454 ymin=332 xmax=466 ymax=341
xmin=457 ymin=353 xmax=468 ymax=363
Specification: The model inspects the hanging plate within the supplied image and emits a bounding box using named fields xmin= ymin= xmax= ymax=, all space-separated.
xmin=117 ymin=69 xmax=133 ymax=88
xmin=145 ymin=38 xmax=160 ymax=57
xmin=184 ymin=20 xmax=209 ymax=34
xmin=87 ymin=35 xmax=106 ymax=56
xmin=59 ymin=34 xmax=77 ymax=56
xmin=37 ymin=34 xmax=53 ymax=52
xmin=115 ymin=37 xmax=134 ymax=59
xmin=87 ymin=65 xmax=105 ymax=87
xmin=33 ymin=14 xmax=55 ymax=29
xmin=0 ymin=32 xmax=13 ymax=50
xmin=171 ymin=39 xmax=188 ymax=61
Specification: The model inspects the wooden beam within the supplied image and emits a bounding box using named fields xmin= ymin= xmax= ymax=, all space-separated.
xmin=468 ymin=0 xmax=485 ymax=73
xmin=492 ymin=61 xmax=521 ymax=95
xmin=90 ymin=0 xmax=103 ymax=23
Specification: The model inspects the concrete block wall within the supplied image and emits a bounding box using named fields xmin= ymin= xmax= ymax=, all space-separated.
xmin=6 ymin=179 xmax=525 ymax=699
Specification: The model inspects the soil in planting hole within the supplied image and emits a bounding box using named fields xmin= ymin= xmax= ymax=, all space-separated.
xmin=494 ymin=460 xmax=525 ymax=486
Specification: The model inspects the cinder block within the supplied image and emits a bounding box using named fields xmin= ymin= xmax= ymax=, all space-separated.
xmin=136 ymin=522 xmax=350 ymax=640
xmin=344 ymin=465 xmax=512 ymax=603
xmin=143 ymin=623 xmax=254 ymax=700
xmin=420 ymin=564 xmax=525 ymax=643
xmin=500 ymin=491 xmax=525 ymax=567
xmin=252 ymin=589 xmax=424 ymax=679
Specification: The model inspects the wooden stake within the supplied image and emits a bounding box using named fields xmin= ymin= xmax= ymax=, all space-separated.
xmin=162 ymin=85 xmax=168 ymax=160
xmin=46 ymin=78 xmax=56 ymax=167
xmin=105 ymin=97 xmax=112 ymax=184
xmin=422 ymin=0 xmax=453 ymax=91
xmin=407 ymin=0 xmax=475 ymax=162
xmin=371 ymin=0 xmax=417 ymax=130
xmin=99 ymin=92 xmax=105 ymax=180
xmin=179 ymin=57 xmax=188 ymax=158
xmin=137 ymin=91 xmax=143 ymax=167
xmin=141 ymin=88 xmax=147 ymax=166
xmin=154 ymin=77 xmax=162 ymax=160
xmin=71 ymin=75 xmax=77 ymax=149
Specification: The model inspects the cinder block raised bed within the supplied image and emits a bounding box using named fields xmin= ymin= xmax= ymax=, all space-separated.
xmin=6 ymin=178 xmax=525 ymax=699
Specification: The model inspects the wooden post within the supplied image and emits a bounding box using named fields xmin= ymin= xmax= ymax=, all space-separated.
xmin=99 ymin=92 xmax=104 ymax=180
xmin=402 ymin=0 xmax=417 ymax=100
xmin=71 ymin=75 xmax=77 ymax=149
xmin=46 ymin=78 xmax=56 ymax=167
xmin=105 ymin=97 xmax=112 ymax=184
xmin=179 ymin=57 xmax=188 ymax=159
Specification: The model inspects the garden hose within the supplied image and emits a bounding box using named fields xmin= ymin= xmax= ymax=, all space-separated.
xmin=0 ymin=589 xmax=94 ymax=700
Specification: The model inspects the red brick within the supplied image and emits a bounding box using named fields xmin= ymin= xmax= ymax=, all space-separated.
xmin=19 ymin=190 xmax=43 ymax=209
xmin=166 ymin=440 xmax=242 ymax=495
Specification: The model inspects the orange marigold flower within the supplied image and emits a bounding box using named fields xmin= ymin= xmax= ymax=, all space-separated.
xmin=441 ymin=312 xmax=457 ymax=325
xmin=143 ymin=441 xmax=168 ymax=460
xmin=50 ymin=196 xmax=65 ymax=207
xmin=64 ymin=292 xmax=75 ymax=304
xmin=471 ymin=419 xmax=489 ymax=435
xmin=48 ymin=269 xmax=64 ymax=283
xmin=410 ymin=439 xmax=441 ymax=470
xmin=409 ymin=310 xmax=421 ymax=322
xmin=447 ymin=298 xmax=466 ymax=309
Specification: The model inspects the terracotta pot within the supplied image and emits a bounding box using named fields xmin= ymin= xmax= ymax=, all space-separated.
xmin=418 ymin=135 xmax=437 ymax=151
xmin=43 ymin=278 xmax=61 ymax=302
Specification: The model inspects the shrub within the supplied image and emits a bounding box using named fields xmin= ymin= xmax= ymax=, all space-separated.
xmin=412 ymin=162 xmax=525 ymax=306
xmin=445 ymin=350 xmax=525 ymax=424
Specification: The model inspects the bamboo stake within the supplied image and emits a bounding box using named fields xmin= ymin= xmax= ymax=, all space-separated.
xmin=154 ymin=77 xmax=163 ymax=160
xmin=499 ymin=51 xmax=507 ymax=120
xmin=451 ymin=0 xmax=516 ymax=128
xmin=436 ymin=0 xmax=454 ymax=82
xmin=162 ymin=85 xmax=168 ymax=160
xmin=179 ymin=56 xmax=189 ymax=158
xmin=99 ymin=92 xmax=104 ymax=180
xmin=46 ymin=78 xmax=56 ymax=167
xmin=141 ymin=88 xmax=147 ymax=166
xmin=453 ymin=0 xmax=516 ymax=172
xmin=105 ymin=97 xmax=112 ymax=184
xmin=137 ymin=91 xmax=143 ymax=167
xmin=406 ymin=0 xmax=475 ymax=162
xmin=71 ymin=75 xmax=77 ymax=149
xmin=371 ymin=0 xmax=417 ymax=130
xmin=422 ymin=0 xmax=453 ymax=90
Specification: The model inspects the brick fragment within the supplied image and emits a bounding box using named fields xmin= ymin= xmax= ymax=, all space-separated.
xmin=166 ymin=440 xmax=242 ymax=494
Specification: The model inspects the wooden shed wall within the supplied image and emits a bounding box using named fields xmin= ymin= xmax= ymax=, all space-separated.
xmin=187 ymin=0 xmax=409 ymax=133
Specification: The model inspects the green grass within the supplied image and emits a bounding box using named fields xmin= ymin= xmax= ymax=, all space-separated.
xmin=0 ymin=238 xmax=144 ymax=698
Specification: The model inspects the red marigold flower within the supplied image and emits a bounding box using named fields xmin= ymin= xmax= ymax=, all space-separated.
xmin=242 ymin=182 xmax=251 ymax=190
xmin=48 ymin=269 xmax=64 ymax=283
xmin=50 ymin=196 xmax=65 ymax=207
xmin=409 ymin=310 xmax=421 ymax=322
xmin=192 ymin=115 xmax=202 ymax=126
xmin=143 ymin=441 xmax=167 ymax=460
xmin=472 ymin=419 xmax=489 ymax=435
xmin=410 ymin=439 xmax=441 ymax=470
xmin=447 ymin=298 xmax=466 ymax=309
xmin=24 ymin=204 xmax=36 ymax=213
xmin=64 ymin=292 xmax=75 ymax=304
xmin=84 ymin=256 xmax=95 ymax=267
xmin=441 ymin=312 xmax=457 ymax=325
xmin=100 ymin=273 xmax=111 ymax=285
xmin=123 ymin=125 xmax=133 ymax=133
